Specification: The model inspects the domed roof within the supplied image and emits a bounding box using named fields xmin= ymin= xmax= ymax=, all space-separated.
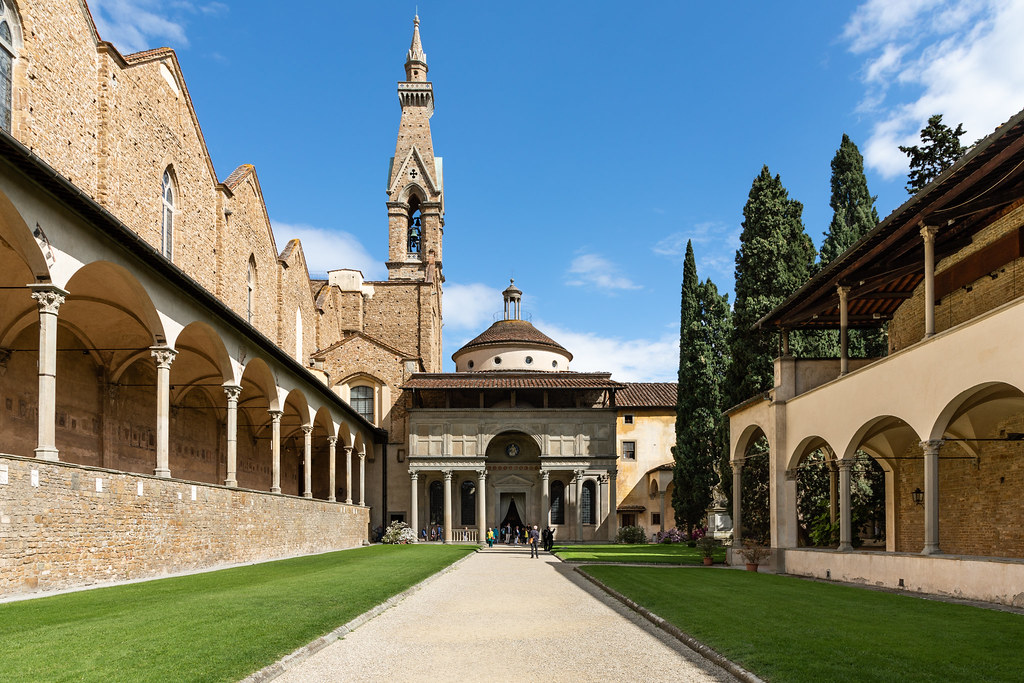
xmin=456 ymin=319 xmax=572 ymax=360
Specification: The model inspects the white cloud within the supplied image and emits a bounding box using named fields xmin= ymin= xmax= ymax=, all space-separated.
xmin=844 ymin=0 xmax=1024 ymax=179
xmin=271 ymin=221 xmax=385 ymax=280
xmin=653 ymin=221 xmax=739 ymax=285
xmin=88 ymin=0 xmax=227 ymax=54
xmin=443 ymin=283 xmax=503 ymax=332
xmin=564 ymin=252 xmax=642 ymax=291
xmin=536 ymin=321 xmax=679 ymax=382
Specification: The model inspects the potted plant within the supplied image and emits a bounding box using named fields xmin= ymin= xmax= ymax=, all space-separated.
xmin=696 ymin=535 xmax=718 ymax=565
xmin=739 ymin=539 xmax=771 ymax=571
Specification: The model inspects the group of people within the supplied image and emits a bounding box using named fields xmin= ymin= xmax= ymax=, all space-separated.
xmin=484 ymin=524 xmax=555 ymax=557
xmin=418 ymin=525 xmax=444 ymax=542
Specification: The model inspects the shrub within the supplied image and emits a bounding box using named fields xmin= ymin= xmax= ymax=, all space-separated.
xmin=616 ymin=525 xmax=648 ymax=544
xmin=655 ymin=528 xmax=685 ymax=544
xmin=696 ymin=535 xmax=719 ymax=558
xmin=381 ymin=521 xmax=417 ymax=545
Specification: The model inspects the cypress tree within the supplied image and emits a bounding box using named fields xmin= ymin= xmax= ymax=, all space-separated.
xmin=672 ymin=243 xmax=730 ymax=535
xmin=814 ymin=134 xmax=886 ymax=358
xmin=899 ymin=114 xmax=967 ymax=195
xmin=726 ymin=165 xmax=816 ymax=406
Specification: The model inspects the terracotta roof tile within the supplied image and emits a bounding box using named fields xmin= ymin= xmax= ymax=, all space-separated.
xmin=455 ymin=320 xmax=571 ymax=359
xmin=223 ymin=164 xmax=255 ymax=190
xmin=617 ymin=382 xmax=677 ymax=408
xmin=403 ymin=372 xmax=619 ymax=390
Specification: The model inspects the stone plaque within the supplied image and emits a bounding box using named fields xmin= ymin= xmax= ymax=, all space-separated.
xmin=95 ymin=477 xmax=103 ymax=492
xmin=137 ymin=481 xmax=144 ymax=496
xmin=0 ymin=464 xmax=7 ymax=485
xmin=30 ymin=469 xmax=39 ymax=487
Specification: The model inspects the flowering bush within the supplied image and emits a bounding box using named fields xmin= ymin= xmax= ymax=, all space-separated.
xmin=381 ymin=521 xmax=417 ymax=544
xmin=616 ymin=525 xmax=648 ymax=544
xmin=655 ymin=528 xmax=685 ymax=544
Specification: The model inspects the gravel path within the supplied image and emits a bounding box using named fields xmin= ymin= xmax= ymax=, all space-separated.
xmin=275 ymin=545 xmax=734 ymax=682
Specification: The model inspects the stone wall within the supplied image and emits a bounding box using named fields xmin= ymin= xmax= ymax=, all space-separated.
xmin=0 ymin=454 xmax=368 ymax=599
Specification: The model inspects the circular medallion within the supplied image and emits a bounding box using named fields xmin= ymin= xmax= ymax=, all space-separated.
xmin=505 ymin=443 xmax=520 ymax=458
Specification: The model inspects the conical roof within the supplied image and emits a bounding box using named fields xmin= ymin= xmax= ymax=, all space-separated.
xmin=455 ymin=319 xmax=572 ymax=359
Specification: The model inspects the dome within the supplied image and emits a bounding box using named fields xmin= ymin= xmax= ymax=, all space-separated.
xmin=451 ymin=284 xmax=573 ymax=372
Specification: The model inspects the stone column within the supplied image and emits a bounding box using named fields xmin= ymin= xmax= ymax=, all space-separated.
xmin=659 ymin=490 xmax=667 ymax=533
xmin=477 ymin=469 xmax=487 ymax=546
xmin=409 ymin=470 xmax=419 ymax=541
xmin=442 ymin=469 xmax=453 ymax=544
xmin=541 ymin=470 xmax=550 ymax=527
xmin=838 ymin=285 xmax=850 ymax=375
xmin=30 ymin=285 xmax=67 ymax=461
xmin=829 ymin=461 xmax=838 ymax=525
xmin=344 ymin=446 xmax=353 ymax=504
xmin=358 ymin=450 xmax=366 ymax=506
xmin=608 ymin=469 xmax=618 ymax=541
xmin=597 ymin=474 xmax=607 ymax=530
xmin=223 ymin=385 xmax=242 ymax=487
xmin=732 ymin=461 xmax=743 ymax=549
xmin=327 ymin=436 xmax=338 ymax=502
xmin=837 ymin=458 xmax=854 ymax=551
xmin=921 ymin=225 xmax=938 ymax=338
xmin=150 ymin=346 xmax=177 ymax=478
xmin=301 ymin=424 xmax=313 ymax=498
xmin=922 ymin=439 xmax=943 ymax=554
xmin=269 ymin=410 xmax=283 ymax=493
xmin=575 ymin=469 xmax=584 ymax=542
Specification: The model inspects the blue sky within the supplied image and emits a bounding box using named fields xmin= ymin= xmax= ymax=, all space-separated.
xmin=88 ymin=1 xmax=1024 ymax=380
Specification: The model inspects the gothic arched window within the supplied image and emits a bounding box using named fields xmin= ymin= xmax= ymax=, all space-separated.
xmin=407 ymin=194 xmax=422 ymax=255
xmin=161 ymin=169 xmax=175 ymax=259
xmin=350 ymin=385 xmax=374 ymax=423
xmin=429 ymin=480 xmax=443 ymax=525
xmin=582 ymin=480 xmax=597 ymax=525
xmin=550 ymin=480 xmax=565 ymax=525
xmin=461 ymin=479 xmax=476 ymax=526
xmin=0 ymin=0 xmax=19 ymax=133
xmin=247 ymin=255 xmax=256 ymax=323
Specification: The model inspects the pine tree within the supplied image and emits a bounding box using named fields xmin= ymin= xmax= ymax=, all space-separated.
xmin=899 ymin=114 xmax=967 ymax=195
xmin=726 ymin=166 xmax=816 ymax=405
xmin=672 ymin=242 xmax=731 ymax=535
xmin=813 ymin=134 xmax=887 ymax=358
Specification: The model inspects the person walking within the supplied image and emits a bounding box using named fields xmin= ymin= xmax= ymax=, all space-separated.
xmin=542 ymin=526 xmax=552 ymax=552
xmin=486 ymin=527 xmax=494 ymax=548
xmin=529 ymin=525 xmax=540 ymax=558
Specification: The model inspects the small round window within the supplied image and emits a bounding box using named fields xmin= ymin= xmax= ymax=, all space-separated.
xmin=525 ymin=356 xmax=533 ymax=365
xmin=494 ymin=356 xmax=502 ymax=365
xmin=552 ymin=360 xmax=558 ymax=368
xmin=467 ymin=360 xmax=474 ymax=369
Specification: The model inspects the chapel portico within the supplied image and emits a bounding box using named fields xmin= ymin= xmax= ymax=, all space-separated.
xmin=403 ymin=283 xmax=620 ymax=544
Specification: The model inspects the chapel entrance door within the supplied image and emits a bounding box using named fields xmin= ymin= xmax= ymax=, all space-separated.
xmin=500 ymin=497 xmax=524 ymax=531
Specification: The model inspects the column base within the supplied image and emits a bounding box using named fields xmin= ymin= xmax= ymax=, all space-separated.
xmin=837 ymin=542 xmax=853 ymax=552
xmin=153 ymin=468 xmax=170 ymax=478
xmin=922 ymin=544 xmax=942 ymax=555
xmin=328 ymin=496 xmax=336 ymax=502
xmin=34 ymin=447 xmax=59 ymax=461
xmin=224 ymin=478 xmax=237 ymax=488
xmin=303 ymin=493 xmax=312 ymax=499
xmin=345 ymin=498 xmax=352 ymax=505
xmin=271 ymin=486 xmax=281 ymax=494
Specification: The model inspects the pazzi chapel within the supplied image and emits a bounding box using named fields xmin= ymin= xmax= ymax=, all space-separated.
xmin=0 ymin=3 xmax=683 ymax=598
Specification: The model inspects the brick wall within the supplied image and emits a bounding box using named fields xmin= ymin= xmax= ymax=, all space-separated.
xmin=890 ymin=203 xmax=1024 ymax=351
xmin=0 ymin=454 xmax=368 ymax=599
xmin=893 ymin=415 xmax=1024 ymax=557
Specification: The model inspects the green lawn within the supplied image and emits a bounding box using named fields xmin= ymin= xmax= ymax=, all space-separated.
xmin=0 ymin=544 xmax=474 ymax=682
xmin=584 ymin=565 xmax=1024 ymax=682
xmin=554 ymin=543 xmax=727 ymax=564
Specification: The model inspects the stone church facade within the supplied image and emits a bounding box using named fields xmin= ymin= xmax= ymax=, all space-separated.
xmin=0 ymin=5 xmax=680 ymax=598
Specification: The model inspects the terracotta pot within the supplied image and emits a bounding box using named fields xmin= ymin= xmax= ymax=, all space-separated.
xmin=702 ymin=557 xmax=713 ymax=566
xmin=745 ymin=563 xmax=759 ymax=572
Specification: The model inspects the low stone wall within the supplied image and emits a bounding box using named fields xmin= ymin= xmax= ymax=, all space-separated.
xmin=780 ymin=548 xmax=1024 ymax=607
xmin=0 ymin=454 xmax=369 ymax=599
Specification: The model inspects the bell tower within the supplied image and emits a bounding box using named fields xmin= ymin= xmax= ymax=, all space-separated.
xmin=386 ymin=15 xmax=444 ymax=282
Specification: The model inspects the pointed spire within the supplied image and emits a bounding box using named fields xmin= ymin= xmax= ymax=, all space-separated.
xmin=405 ymin=14 xmax=428 ymax=82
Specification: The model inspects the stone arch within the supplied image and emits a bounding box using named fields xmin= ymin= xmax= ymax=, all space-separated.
xmin=169 ymin=321 xmax=234 ymax=387
xmin=929 ymin=381 xmax=1024 ymax=442
xmin=397 ymin=182 xmax=426 ymax=204
xmin=62 ymin=260 xmax=166 ymax=344
xmin=733 ymin=422 xmax=769 ymax=462
xmin=482 ymin=427 xmax=544 ymax=455
xmin=0 ymin=186 xmax=49 ymax=285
